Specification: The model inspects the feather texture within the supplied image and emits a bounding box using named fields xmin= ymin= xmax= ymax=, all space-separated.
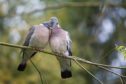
xmin=18 ymin=24 xmax=50 ymax=71
xmin=49 ymin=25 xmax=72 ymax=78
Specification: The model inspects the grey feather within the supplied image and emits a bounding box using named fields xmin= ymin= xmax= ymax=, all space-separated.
xmin=43 ymin=22 xmax=50 ymax=28
xmin=21 ymin=26 xmax=35 ymax=57
xmin=23 ymin=26 xmax=35 ymax=46
xmin=67 ymin=34 xmax=72 ymax=56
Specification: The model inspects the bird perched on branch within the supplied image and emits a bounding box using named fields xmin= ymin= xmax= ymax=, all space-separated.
xmin=17 ymin=22 xmax=50 ymax=71
xmin=49 ymin=17 xmax=72 ymax=79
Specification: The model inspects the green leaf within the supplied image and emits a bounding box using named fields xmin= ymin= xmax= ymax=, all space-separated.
xmin=115 ymin=45 xmax=126 ymax=59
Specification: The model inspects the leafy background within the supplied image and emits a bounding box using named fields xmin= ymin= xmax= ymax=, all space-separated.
xmin=0 ymin=0 xmax=126 ymax=84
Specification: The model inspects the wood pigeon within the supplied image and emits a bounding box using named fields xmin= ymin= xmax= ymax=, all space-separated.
xmin=17 ymin=22 xmax=50 ymax=71
xmin=49 ymin=17 xmax=72 ymax=79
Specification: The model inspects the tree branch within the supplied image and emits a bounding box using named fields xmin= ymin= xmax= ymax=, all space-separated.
xmin=74 ymin=60 xmax=103 ymax=84
xmin=98 ymin=66 xmax=126 ymax=84
xmin=0 ymin=42 xmax=126 ymax=84
xmin=0 ymin=42 xmax=126 ymax=69
xmin=72 ymin=56 xmax=126 ymax=69
xmin=30 ymin=59 xmax=44 ymax=84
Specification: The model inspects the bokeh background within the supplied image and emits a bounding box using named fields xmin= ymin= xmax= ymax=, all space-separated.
xmin=0 ymin=0 xmax=126 ymax=84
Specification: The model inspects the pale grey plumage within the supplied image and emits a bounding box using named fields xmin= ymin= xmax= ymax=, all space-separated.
xmin=18 ymin=23 xmax=50 ymax=71
xmin=49 ymin=17 xmax=72 ymax=78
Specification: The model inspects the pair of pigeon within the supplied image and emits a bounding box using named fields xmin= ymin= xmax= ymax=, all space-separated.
xmin=17 ymin=17 xmax=72 ymax=79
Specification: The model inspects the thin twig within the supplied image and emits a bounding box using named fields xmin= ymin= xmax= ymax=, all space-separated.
xmin=95 ymin=48 xmax=115 ymax=62
xmin=74 ymin=59 xmax=103 ymax=84
xmin=98 ymin=66 xmax=126 ymax=84
xmin=98 ymin=66 xmax=126 ymax=78
xmin=71 ymin=56 xmax=126 ymax=69
xmin=30 ymin=59 xmax=44 ymax=84
xmin=120 ymin=77 xmax=125 ymax=84
xmin=0 ymin=42 xmax=126 ymax=70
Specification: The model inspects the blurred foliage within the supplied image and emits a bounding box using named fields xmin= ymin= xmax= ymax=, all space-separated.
xmin=0 ymin=0 xmax=126 ymax=84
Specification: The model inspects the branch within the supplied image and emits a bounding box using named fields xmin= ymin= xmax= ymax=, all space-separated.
xmin=28 ymin=2 xmax=126 ymax=14
xmin=30 ymin=59 xmax=44 ymax=84
xmin=1 ymin=42 xmax=126 ymax=84
xmin=0 ymin=42 xmax=126 ymax=70
xmin=72 ymin=56 xmax=126 ymax=69
xmin=30 ymin=59 xmax=48 ymax=84
xmin=98 ymin=66 xmax=126 ymax=84
xmin=74 ymin=60 xmax=103 ymax=84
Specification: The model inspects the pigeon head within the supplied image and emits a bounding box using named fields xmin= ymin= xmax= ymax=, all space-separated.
xmin=49 ymin=17 xmax=59 ymax=29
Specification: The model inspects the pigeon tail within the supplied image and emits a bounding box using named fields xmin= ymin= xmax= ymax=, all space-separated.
xmin=17 ymin=63 xmax=26 ymax=71
xmin=61 ymin=70 xmax=72 ymax=79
